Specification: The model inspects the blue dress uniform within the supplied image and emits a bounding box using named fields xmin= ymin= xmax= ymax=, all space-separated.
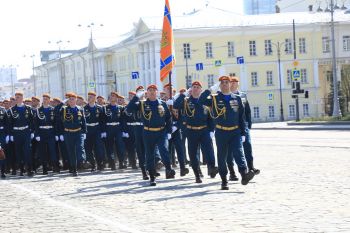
xmin=34 ymin=105 xmax=59 ymax=174
xmin=126 ymin=88 xmax=175 ymax=186
xmin=199 ymin=77 xmax=254 ymax=189
xmin=174 ymin=91 xmax=218 ymax=183
xmin=84 ymin=103 xmax=105 ymax=171
xmin=0 ymin=106 xmax=9 ymax=178
xmin=59 ymin=104 xmax=87 ymax=176
xmin=123 ymin=109 xmax=137 ymax=169
xmin=103 ymin=102 xmax=126 ymax=170
xmin=9 ymin=104 xmax=34 ymax=176
xmin=235 ymin=90 xmax=260 ymax=175
xmin=54 ymin=101 xmax=69 ymax=170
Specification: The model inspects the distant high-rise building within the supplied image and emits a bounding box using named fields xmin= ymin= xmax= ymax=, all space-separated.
xmin=244 ymin=0 xmax=276 ymax=15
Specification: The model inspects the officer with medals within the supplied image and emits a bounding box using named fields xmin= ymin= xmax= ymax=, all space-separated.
xmin=230 ymin=77 xmax=260 ymax=175
xmin=198 ymin=76 xmax=255 ymax=190
xmin=104 ymin=91 xmax=126 ymax=170
xmin=0 ymin=102 xmax=9 ymax=178
xmin=83 ymin=91 xmax=105 ymax=171
xmin=126 ymin=84 xmax=175 ymax=186
xmin=9 ymin=91 xmax=35 ymax=176
xmin=174 ymin=81 xmax=219 ymax=183
xmin=59 ymin=92 xmax=87 ymax=176
xmin=34 ymin=94 xmax=60 ymax=174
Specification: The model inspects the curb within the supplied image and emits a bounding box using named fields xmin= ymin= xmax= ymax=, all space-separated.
xmin=252 ymin=127 xmax=350 ymax=131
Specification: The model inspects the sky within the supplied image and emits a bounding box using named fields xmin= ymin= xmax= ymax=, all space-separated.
xmin=0 ymin=0 xmax=243 ymax=80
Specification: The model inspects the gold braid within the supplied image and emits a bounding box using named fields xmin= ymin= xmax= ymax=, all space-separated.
xmin=140 ymin=100 xmax=152 ymax=121
xmin=184 ymin=98 xmax=195 ymax=118
xmin=209 ymin=95 xmax=226 ymax=119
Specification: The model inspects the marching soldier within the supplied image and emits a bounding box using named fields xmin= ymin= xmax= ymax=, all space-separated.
xmin=83 ymin=91 xmax=105 ymax=171
xmin=104 ymin=91 xmax=126 ymax=170
xmin=174 ymin=81 xmax=218 ymax=183
xmin=126 ymin=84 xmax=175 ymax=186
xmin=31 ymin=96 xmax=41 ymax=173
xmin=0 ymin=103 xmax=9 ymax=178
xmin=199 ymin=76 xmax=255 ymax=190
xmin=34 ymin=94 xmax=60 ymax=174
xmin=8 ymin=91 xmax=35 ymax=176
xmin=59 ymin=93 xmax=87 ymax=176
xmin=230 ymin=77 xmax=260 ymax=175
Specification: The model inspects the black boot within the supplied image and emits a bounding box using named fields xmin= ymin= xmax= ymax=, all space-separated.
xmin=27 ymin=166 xmax=34 ymax=177
xmin=193 ymin=168 xmax=202 ymax=183
xmin=221 ymin=176 xmax=229 ymax=190
xmin=72 ymin=168 xmax=78 ymax=177
xmin=141 ymin=167 xmax=149 ymax=180
xmin=248 ymin=161 xmax=260 ymax=175
xmin=180 ymin=167 xmax=189 ymax=177
xmin=1 ymin=168 xmax=5 ymax=178
xmin=53 ymin=164 xmax=60 ymax=173
xmin=208 ymin=166 xmax=218 ymax=178
xmin=149 ymin=170 xmax=156 ymax=186
xmin=165 ymin=169 xmax=176 ymax=179
xmin=228 ymin=165 xmax=239 ymax=181
xmin=42 ymin=165 xmax=48 ymax=175
xmin=198 ymin=167 xmax=204 ymax=178
xmin=240 ymin=169 xmax=255 ymax=185
xmin=19 ymin=165 xmax=24 ymax=176
xmin=110 ymin=159 xmax=116 ymax=170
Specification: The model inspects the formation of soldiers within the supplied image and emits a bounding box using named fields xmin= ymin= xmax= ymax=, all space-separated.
xmin=0 ymin=75 xmax=260 ymax=190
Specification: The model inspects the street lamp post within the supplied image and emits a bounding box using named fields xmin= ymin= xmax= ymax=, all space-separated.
xmin=30 ymin=55 xmax=36 ymax=96
xmin=271 ymin=42 xmax=285 ymax=122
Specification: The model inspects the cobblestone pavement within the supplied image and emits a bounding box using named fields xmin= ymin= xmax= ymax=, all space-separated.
xmin=1 ymin=130 xmax=350 ymax=233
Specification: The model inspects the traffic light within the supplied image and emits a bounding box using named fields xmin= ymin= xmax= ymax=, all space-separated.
xmin=305 ymin=90 xmax=309 ymax=98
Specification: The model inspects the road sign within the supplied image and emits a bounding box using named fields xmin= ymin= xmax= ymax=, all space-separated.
xmin=195 ymin=63 xmax=204 ymax=71
xmin=267 ymin=92 xmax=274 ymax=101
xmin=214 ymin=60 xmax=222 ymax=67
xmin=88 ymin=81 xmax=95 ymax=88
xmin=237 ymin=56 xmax=244 ymax=64
xmin=131 ymin=71 xmax=139 ymax=79
xmin=292 ymin=69 xmax=301 ymax=81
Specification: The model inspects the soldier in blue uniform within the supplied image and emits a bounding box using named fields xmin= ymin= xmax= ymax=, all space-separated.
xmin=0 ymin=103 xmax=9 ymax=178
xmin=174 ymin=81 xmax=218 ymax=183
xmin=230 ymin=77 xmax=260 ymax=175
xmin=199 ymin=76 xmax=255 ymax=190
xmin=104 ymin=91 xmax=126 ymax=170
xmin=8 ymin=92 xmax=35 ymax=176
xmin=58 ymin=92 xmax=87 ymax=176
xmin=31 ymin=96 xmax=41 ymax=173
xmin=34 ymin=94 xmax=60 ymax=175
xmin=84 ymin=91 xmax=105 ymax=171
xmin=126 ymin=84 xmax=175 ymax=186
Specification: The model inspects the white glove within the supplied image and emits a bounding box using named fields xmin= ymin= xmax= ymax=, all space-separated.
xmin=101 ymin=132 xmax=106 ymax=138
xmin=172 ymin=126 xmax=177 ymax=133
xmin=167 ymin=133 xmax=172 ymax=140
xmin=6 ymin=135 xmax=10 ymax=144
xmin=122 ymin=132 xmax=129 ymax=138
xmin=184 ymin=88 xmax=192 ymax=97
xmin=31 ymin=133 xmax=35 ymax=139
xmin=210 ymin=132 xmax=215 ymax=139
xmin=35 ymin=136 xmax=40 ymax=142
xmin=173 ymin=93 xmax=180 ymax=100
xmin=63 ymin=98 xmax=68 ymax=103
xmin=210 ymin=82 xmax=220 ymax=92
xmin=10 ymin=136 xmax=14 ymax=142
xmin=82 ymin=134 xmax=86 ymax=140
xmin=166 ymin=99 xmax=173 ymax=106
xmin=241 ymin=136 xmax=246 ymax=143
xmin=55 ymin=136 xmax=59 ymax=141
xmin=136 ymin=91 xmax=144 ymax=98
xmin=59 ymin=135 xmax=64 ymax=141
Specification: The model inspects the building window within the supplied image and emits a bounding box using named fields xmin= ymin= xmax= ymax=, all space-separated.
xmin=251 ymin=72 xmax=258 ymax=86
xmin=249 ymin=40 xmax=257 ymax=56
xmin=287 ymin=69 xmax=292 ymax=85
xmin=299 ymin=38 xmax=306 ymax=54
xmin=326 ymin=71 xmax=333 ymax=82
xmin=266 ymin=71 xmax=273 ymax=86
xmin=343 ymin=35 xmax=350 ymax=51
xmin=285 ymin=38 xmax=293 ymax=54
xmin=227 ymin=41 xmax=235 ymax=58
xmin=183 ymin=43 xmax=191 ymax=59
xmin=185 ymin=75 xmax=192 ymax=89
xmin=268 ymin=106 xmax=275 ymax=118
xmin=322 ymin=37 xmax=330 ymax=53
xmin=265 ymin=40 xmax=272 ymax=55
xmin=205 ymin=42 xmax=213 ymax=58
xmin=301 ymin=68 xmax=308 ymax=84
xmin=229 ymin=73 xmax=236 ymax=77
xmin=253 ymin=107 xmax=260 ymax=119
xmin=208 ymin=74 xmax=214 ymax=87
xmin=303 ymin=103 xmax=309 ymax=116
xmin=289 ymin=105 xmax=296 ymax=117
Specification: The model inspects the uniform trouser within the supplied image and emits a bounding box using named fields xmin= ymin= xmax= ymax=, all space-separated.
xmin=180 ymin=128 xmax=188 ymax=162
xmin=64 ymin=132 xmax=85 ymax=170
xmin=38 ymin=136 xmax=58 ymax=166
xmin=215 ymin=129 xmax=247 ymax=178
xmin=85 ymin=127 xmax=104 ymax=165
xmin=57 ymin=140 xmax=69 ymax=168
xmin=0 ymin=134 xmax=6 ymax=172
xmin=243 ymin=128 xmax=253 ymax=164
xmin=169 ymin=130 xmax=186 ymax=169
xmin=134 ymin=126 xmax=145 ymax=169
xmin=187 ymin=128 xmax=215 ymax=171
xmin=31 ymin=140 xmax=39 ymax=169
xmin=6 ymin=141 xmax=16 ymax=171
xmin=13 ymin=130 xmax=32 ymax=169
xmin=106 ymin=127 xmax=125 ymax=163
xmin=143 ymin=130 xmax=171 ymax=172
xmin=124 ymin=128 xmax=136 ymax=166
